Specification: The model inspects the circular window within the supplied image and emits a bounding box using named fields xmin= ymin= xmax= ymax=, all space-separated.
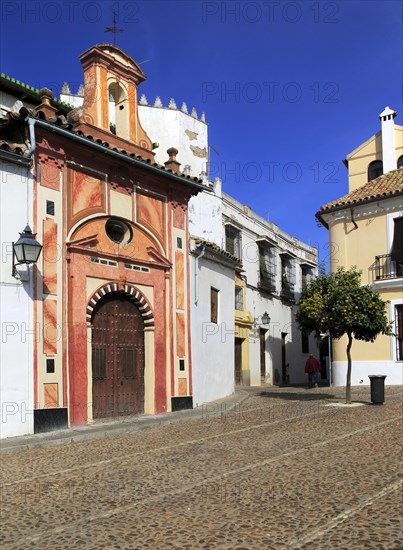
xmin=105 ymin=218 xmax=132 ymax=244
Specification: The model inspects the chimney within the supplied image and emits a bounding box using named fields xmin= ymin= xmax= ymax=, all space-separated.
xmin=379 ymin=106 xmax=397 ymax=173
xmin=35 ymin=88 xmax=58 ymax=118
xmin=164 ymin=147 xmax=181 ymax=173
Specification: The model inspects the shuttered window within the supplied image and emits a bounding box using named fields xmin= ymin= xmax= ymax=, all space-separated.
xmin=211 ymin=288 xmax=219 ymax=324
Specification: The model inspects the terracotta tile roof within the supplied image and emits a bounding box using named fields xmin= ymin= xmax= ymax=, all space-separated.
xmin=0 ymin=108 xmax=204 ymax=188
xmin=0 ymin=73 xmax=73 ymax=112
xmin=318 ymin=169 xmax=403 ymax=214
xmin=194 ymin=239 xmax=242 ymax=265
xmin=0 ymin=141 xmax=26 ymax=154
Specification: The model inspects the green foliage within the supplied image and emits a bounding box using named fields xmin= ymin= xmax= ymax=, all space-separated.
xmin=296 ymin=266 xmax=393 ymax=342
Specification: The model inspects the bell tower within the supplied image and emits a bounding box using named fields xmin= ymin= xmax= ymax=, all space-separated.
xmin=79 ymin=43 xmax=153 ymax=154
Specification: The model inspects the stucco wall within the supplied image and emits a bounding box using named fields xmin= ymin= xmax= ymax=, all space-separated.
xmin=138 ymin=105 xmax=208 ymax=179
xmin=325 ymin=200 xmax=403 ymax=382
xmin=347 ymin=126 xmax=403 ymax=191
xmin=328 ymin=211 xmax=387 ymax=284
xmin=191 ymin=255 xmax=235 ymax=407
xmin=0 ymin=160 xmax=34 ymax=438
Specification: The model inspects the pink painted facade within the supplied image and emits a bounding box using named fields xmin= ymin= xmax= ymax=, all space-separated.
xmin=28 ymin=44 xmax=202 ymax=428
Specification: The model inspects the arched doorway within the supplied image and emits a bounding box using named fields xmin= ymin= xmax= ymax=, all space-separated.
xmin=91 ymin=292 xmax=145 ymax=419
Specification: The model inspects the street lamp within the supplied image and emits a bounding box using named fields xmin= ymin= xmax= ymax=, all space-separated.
xmin=12 ymin=225 xmax=43 ymax=278
xmin=254 ymin=311 xmax=271 ymax=327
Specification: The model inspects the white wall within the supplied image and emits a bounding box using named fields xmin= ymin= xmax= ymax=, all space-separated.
xmin=138 ymin=104 xmax=208 ymax=178
xmin=223 ymin=193 xmax=319 ymax=387
xmin=191 ymin=254 xmax=235 ymax=406
xmin=332 ymin=361 xmax=403 ymax=387
xmin=0 ymin=159 xmax=34 ymax=438
xmin=189 ymin=180 xmax=222 ymax=247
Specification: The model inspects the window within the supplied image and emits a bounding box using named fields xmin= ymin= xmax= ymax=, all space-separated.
xmin=46 ymin=200 xmax=55 ymax=216
xmin=397 ymin=155 xmax=403 ymax=170
xmin=281 ymin=255 xmax=296 ymax=301
xmin=177 ymin=237 xmax=183 ymax=249
xmin=109 ymin=82 xmax=129 ymax=139
xmin=46 ymin=358 xmax=55 ymax=373
xmin=301 ymin=266 xmax=313 ymax=291
xmin=301 ymin=331 xmax=309 ymax=354
xmin=368 ymin=160 xmax=383 ymax=182
xmin=258 ymin=243 xmax=276 ymax=293
xmin=105 ymin=218 xmax=132 ymax=244
xmin=235 ymin=286 xmax=244 ymax=310
xmin=179 ymin=359 xmax=185 ymax=371
xmin=390 ymin=217 xmax=403 ymax=277
xmin=211 ymin=288 xmax=219 ymax=324
xmin=395 ymin=305 xmax=403 ymax=361
xmin=225 ymin=225 xmax=241 ymax=259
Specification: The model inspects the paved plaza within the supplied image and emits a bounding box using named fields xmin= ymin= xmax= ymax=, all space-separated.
xmin=1 ymin=386 xmax=402 ymax=549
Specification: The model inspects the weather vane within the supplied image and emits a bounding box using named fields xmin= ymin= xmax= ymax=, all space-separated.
xmin=105 ymin=10 xmax=124 ymax=46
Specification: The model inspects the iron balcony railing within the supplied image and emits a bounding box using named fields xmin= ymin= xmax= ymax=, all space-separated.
xmin=258 ymin=275 xmax=276 ymax=294
xmin=375 ymin=254 xmax=403 ymax=280
xmin=280 ymin=281 xmax=295 ymax=302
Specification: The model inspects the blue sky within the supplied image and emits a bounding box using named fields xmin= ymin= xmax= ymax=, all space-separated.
xmin=1 ymin=0 xmax=401 ymax=264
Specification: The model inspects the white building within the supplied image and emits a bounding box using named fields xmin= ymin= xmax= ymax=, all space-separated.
xmin=136 ymin=93 xmax=319 ymax=394
xmin=60 ymin=80 xmax=320 ymax=405
xmin=0 ymin=140 xmax=35 ymax=438
xmin=221 ymin=193 xmax=318 ymax=387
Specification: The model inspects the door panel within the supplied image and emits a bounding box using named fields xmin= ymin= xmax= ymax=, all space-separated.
xmin=235 ymin=338 xmax=242 ymax=385
xmin=92 ymin=293 xmax=145 ymax=419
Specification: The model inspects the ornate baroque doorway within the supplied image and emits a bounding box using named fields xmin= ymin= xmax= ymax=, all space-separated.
xmin=91 ymin=292 xmax=145 ymax=419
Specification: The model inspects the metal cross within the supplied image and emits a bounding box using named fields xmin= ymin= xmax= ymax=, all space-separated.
xmin=105 ymin=10 xmax=124 ymax=46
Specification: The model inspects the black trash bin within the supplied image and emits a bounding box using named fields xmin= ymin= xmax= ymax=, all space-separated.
xmin=368 ymin=375 xmax=387 ymax=405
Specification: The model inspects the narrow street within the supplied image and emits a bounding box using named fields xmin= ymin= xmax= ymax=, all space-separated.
xmin=1 ymin=386 xmax=402 ymax=549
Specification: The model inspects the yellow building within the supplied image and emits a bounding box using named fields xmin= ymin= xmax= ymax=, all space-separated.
xmin=317 ymin=107 xmax=403 ymax=386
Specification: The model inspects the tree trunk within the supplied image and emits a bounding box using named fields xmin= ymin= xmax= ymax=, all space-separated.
xmin=345 ymin=333 xmax=353 ymax=404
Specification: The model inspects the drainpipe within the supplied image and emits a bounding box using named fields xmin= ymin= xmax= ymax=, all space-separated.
xmin=194 ymin=244 xmax=206 ymax=305
xmin=25 ymin=118 xmax=36 ymax=159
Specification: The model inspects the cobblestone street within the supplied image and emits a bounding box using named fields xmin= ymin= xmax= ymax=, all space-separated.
xmin=1 ymin=386 xmax=402 ymax=549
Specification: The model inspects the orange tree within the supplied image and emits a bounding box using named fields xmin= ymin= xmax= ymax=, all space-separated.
xmin=296 ymin=267 xmax=393 ymax=403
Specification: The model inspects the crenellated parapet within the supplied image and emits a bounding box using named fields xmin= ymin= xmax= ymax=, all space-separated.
xmin=138 ymin=93 xmax=206 ymax=123
xmin=60 ymin=85 xmax=207 ymax=123
xmin=60 ymin=83 xmax=208 ymax=178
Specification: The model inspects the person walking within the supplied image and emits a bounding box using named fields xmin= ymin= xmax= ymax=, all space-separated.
xmin=304 ymin=354 xmax=321 ymax=388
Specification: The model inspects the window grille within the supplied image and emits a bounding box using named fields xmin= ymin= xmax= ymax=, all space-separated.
xmin=225 ymin=225 xmax=241 ymax=259
xmin=235 ymin=286 xmax=244 ymax=310
xmin=258 ymin=243 xmax=276 ymax=293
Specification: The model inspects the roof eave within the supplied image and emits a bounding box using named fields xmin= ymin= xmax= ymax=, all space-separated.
xmin=317 ymin=189 xmax=403 ymax=222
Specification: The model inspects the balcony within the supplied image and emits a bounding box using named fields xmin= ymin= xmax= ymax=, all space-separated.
xmin=374 ymin=254 xmax=403 ymax=280
xmin=280 ymin=281 xmax=295 ymax=302
xmin=258 ymin=275 xmax=276 ymax=294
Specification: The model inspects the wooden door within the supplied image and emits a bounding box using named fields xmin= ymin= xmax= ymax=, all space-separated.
xmin=281 ymin=332 xmax=288 ymax=384
xmin=260 ymin=328 xmax=267 ymax=380
xmin=235 ymin=338 xmax=242 ymax=385
xmin=92 ymin=293 xmax=145 ymax=419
